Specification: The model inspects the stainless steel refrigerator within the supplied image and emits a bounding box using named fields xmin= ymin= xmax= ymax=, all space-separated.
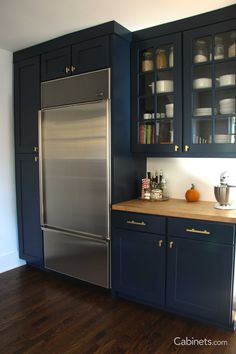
xmin=39 ymin=69 xmax=111 ymax=288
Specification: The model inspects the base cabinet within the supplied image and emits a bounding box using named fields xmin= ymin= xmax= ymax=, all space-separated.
xmin=166 ymin=237 xmax=233 ymax=326
xmin=112 ymin=211 xmax=235 ymax=329
xmin=112 ymin=228 xmax=165 ymax=306
xmin=15 ymin=155 xmax=43 ymax=266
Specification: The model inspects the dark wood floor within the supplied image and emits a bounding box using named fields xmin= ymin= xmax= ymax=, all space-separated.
xmin=0 ymin=266 xmax=235 ymax=354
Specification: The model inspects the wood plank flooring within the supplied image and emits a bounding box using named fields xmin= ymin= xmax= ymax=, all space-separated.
xmin=0 ymin=266 xmax=235 ymax=354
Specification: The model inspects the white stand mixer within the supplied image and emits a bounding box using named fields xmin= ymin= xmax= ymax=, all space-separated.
xmin=214 ymin=171 xmax=236 ymax=210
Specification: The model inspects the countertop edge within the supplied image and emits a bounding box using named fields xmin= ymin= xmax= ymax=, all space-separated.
xmin=112 ymin=199 xmax=236 ymax=224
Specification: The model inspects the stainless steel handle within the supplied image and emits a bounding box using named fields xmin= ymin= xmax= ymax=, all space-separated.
xmin=126 ymin=220 xmax=146 ymax=226
xmin=38 ymin=110 xmax=44 ymax=226
xmin=41 ymin=227 xmax=108 ymax=244
xmin=169 ymin=241 xmax=174 ymax=249
xmin=186 ymin=228 xmax=210 ymax=235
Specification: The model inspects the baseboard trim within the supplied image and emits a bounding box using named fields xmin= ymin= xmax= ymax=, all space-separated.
xmin=0 ymin=250 xmax=26 ymax=273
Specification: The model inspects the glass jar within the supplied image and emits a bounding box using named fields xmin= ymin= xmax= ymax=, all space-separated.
xmin=228 ymin=32 xmax=236 ymax=58
xmin=156 ymin=49 xmax=168 ymax=69
xmin=142 ymin=51 xmax=154 ymax=72
xmin=214 ymin=36 xmax=224 ymax=60
xmin=169 ymin=46 xmax=174 ymax=67
xmin=194 ymin=40 xmax=208 ymax=63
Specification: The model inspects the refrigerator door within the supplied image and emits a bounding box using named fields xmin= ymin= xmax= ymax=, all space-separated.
xmin=39 ymin=100 xmax=110 ymax=239
xmin=43 ymin=228 xmax=110 ymax=288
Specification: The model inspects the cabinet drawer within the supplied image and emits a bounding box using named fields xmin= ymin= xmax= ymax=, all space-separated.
xmin=168 ymin=217 xmax=235 ymax=244
xmin=112 ymin=211 xmax=166 ymax=235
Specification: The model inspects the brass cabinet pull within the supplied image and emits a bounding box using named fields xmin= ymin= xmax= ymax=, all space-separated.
xmin=185 ymin=145 xmax=190 ymax=152
xmin=71 ymin=65 xmax=76 ymax=72
xmin=158 ymin=240 xmax=163 ymax=247
xmin=186 ymin=228 xmax=210 ymax=235
xmin=175 ymin=145 xmax=179 ymax=152
xmin=169 ymin=241 xmax=174 ymax=249
xmin=33 ymin=146 xmax=38 ymax=152
xmin=34 ymin=156 xmax=38 ymax=162
xmin=126 ymin=220 xmax=146 ymax=226
xmin=65 ymin=66 xmax=71 ymax=74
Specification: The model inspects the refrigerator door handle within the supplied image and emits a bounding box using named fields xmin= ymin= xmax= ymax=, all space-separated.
xmin=41 ymin=227 xmax=108 ymax=244
xmin=38 ymin=110 xmax=45 ymax=227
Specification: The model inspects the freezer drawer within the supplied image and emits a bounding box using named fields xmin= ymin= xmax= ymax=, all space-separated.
xmin=43 ymin=229 xmax=110 ymax=288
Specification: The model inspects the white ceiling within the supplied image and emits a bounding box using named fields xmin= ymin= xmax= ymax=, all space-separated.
xmin=0 ymin=0 xmax=234 ymax=52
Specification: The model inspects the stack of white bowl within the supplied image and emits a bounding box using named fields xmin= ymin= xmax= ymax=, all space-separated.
xmin=218 ymin=74 xmax=236 ymax=87
xmin=194 ymin=107 xmax=212 ymax=116
xmin=219 ymin=98 xmax=235 ymax=114
xmin=215 ymin=134 xmax=231 ymax=144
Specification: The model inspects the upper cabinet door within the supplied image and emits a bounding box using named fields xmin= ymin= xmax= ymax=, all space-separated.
xmin=131 ymin=33 xmax=182 ymax=155
xmin=41 ymin=46 xmax=71 ymax=81
xmin=72 ymin=36 xmax=109 ymax=75
xmin=14 ymin=57 xmax=40 ymax=154
xmin=183 ymin=19 xmax=236 ymax=156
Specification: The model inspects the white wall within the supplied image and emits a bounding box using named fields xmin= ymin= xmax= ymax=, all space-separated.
xmin=0 ymin=49 xmax=25 ymax=272
xmin=147 ymin=158 xmax=236 ymax=201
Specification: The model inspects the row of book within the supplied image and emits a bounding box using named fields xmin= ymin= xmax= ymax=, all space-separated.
xmin=139 ymin=124 xmax=155 ymax=144
xmin=139 ymin=122 xmax=173 ymax=144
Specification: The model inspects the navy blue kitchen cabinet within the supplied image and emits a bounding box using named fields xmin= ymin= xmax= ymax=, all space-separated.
xmin=131 ymin=33 xmax=182 ymax=155
xmin=166 ymin=237 xmax=233 ymax=326
xmin=112 ymin=212 xmax=166 ymax=306
xmin=183 ymin=19 xmax=236 ymax=156
xmin=41 ymin=36 xmax=109 ymax=81
xmin=131 ymin=5 xmax=236 ymax=157
xmin=15 ymin=155 xmax=43 ymax=267
xmin=14 ymin=56 xmax=40 ymax=154
xmin=112 ymin=211 xmax=236 ymax=329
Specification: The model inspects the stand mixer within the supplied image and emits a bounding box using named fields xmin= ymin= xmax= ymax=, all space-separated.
xmin=214 ymin=171 xmax=236 ymax=210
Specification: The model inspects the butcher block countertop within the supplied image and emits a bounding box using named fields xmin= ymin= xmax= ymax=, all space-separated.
xmin=112 ymin=199 xmax=236 ymax=224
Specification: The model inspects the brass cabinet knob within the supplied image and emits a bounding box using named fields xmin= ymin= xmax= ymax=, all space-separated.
xmin=34 ymin=156 xmax=38 ymax=163
xmin=185 ymin=145 xmax=190 ymax=152
xmin=158 ymin=240 xmax=163 ymax=247
xmin=175 ymin=145 xmax=179 ymax=152
xmin=33 ymin=146 xmax=38 ymax=152
xmin=71 ymin=65 xmax=76 ymax=73
xmin=169 ymin=241 xmax=174 ymax=249
xmin=65 ymin=66 xmax=71 ymax=74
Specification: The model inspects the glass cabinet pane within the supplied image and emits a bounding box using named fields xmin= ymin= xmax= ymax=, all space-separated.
xmin=139 ymin=72 xmax=155 ymax=96
xmin=140 ymin=48 xmax=154 ymax=72
xmin=193 ymin=91 xmax=212 ymax=117
xmin=215 ymin=117 xmax=236 ymax=144
xmin=139 ymin=97 xmax=155 ymax=120
xmin=193 ymin=36 xmax=212 ymax=63
xmin=215 ymin=89 xmax=235 ymax=116
xmin=192 ymin=118 xmax=212 ymax=144
xmin=215 ymin=61 xmax=236 ymax=88
xmin=214 ymin=31 xmax=236 ymax=60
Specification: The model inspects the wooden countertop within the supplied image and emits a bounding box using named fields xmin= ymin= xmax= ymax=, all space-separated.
xmin=112 ymin=199 xmax=236 ymax=224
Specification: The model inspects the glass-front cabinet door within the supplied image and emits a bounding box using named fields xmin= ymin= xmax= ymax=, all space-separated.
xmin=131 ymin=33 xmax=182 ymax=154
xmin=184 ymin=19 xmax=236 ymax=155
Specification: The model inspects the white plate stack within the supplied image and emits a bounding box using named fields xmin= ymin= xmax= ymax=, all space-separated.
xmin=219 ymin=98 xmax=235 ymax=114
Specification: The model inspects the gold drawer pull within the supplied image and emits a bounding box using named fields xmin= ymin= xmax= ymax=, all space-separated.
xmin=126 ymin=220 xmax=146 ymax=226
xmin=186 ymin=228 xmax=210 ymax=235
xmin=169 ymin=241 xmax=174 ymax=249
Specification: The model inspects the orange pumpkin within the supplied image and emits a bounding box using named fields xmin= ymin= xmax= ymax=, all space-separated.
xmin=185 ymin=184 xmax=200 ymax=202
